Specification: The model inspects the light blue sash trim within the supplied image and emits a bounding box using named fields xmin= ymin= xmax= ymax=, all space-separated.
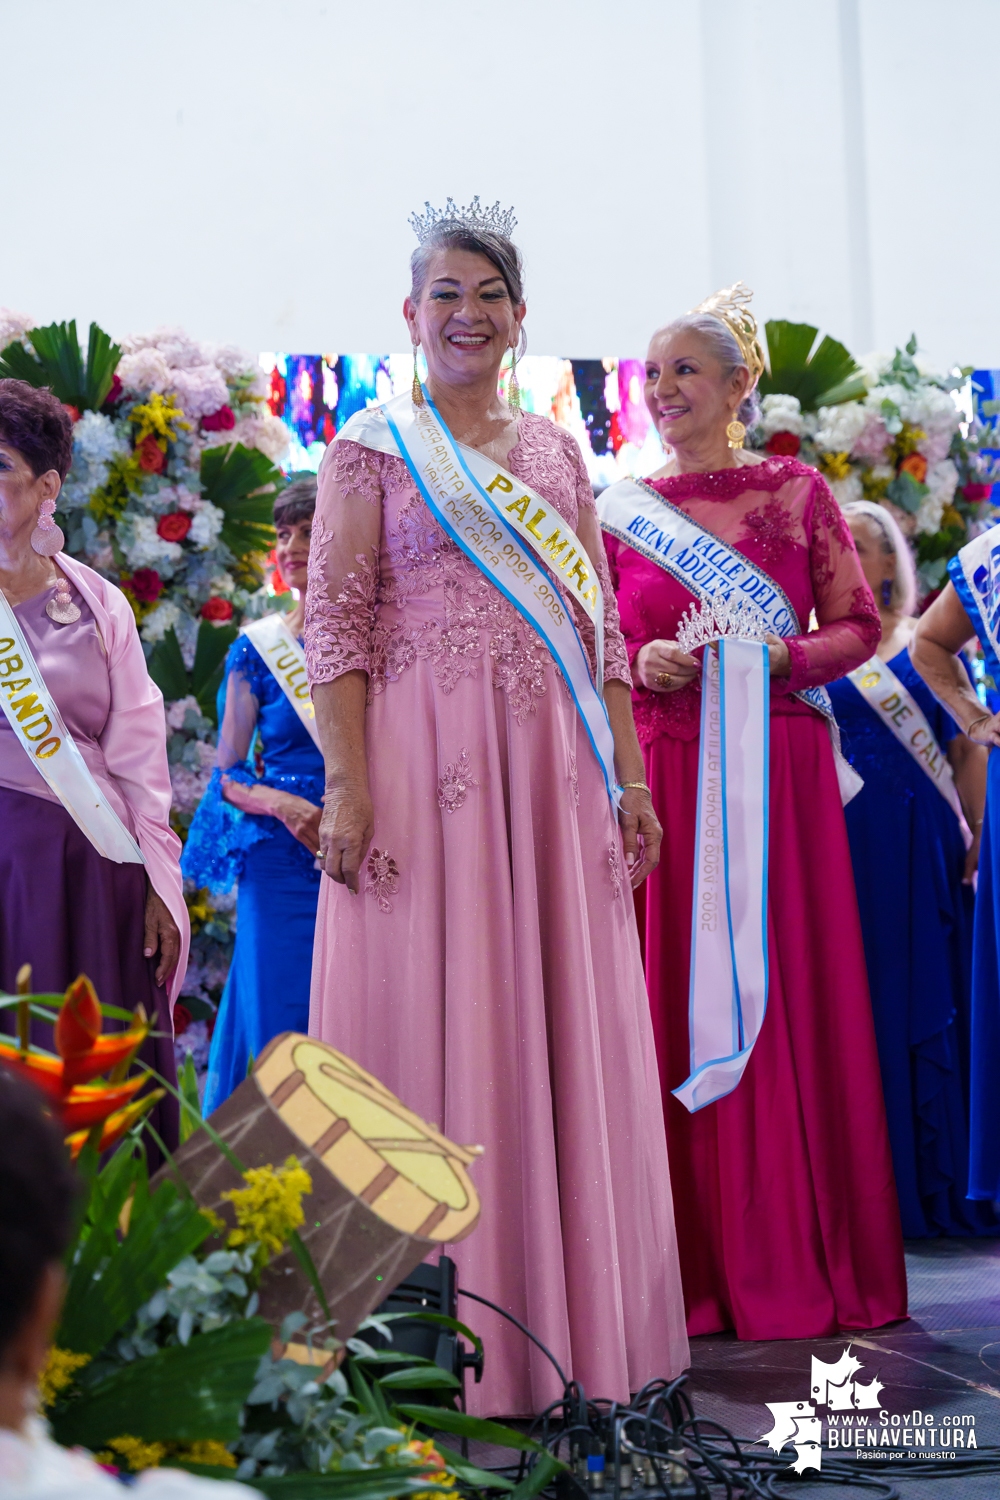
xmin=950 ymin=525 xmax=1000 ymax=683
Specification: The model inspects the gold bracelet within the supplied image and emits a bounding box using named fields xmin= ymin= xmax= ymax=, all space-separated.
xmin=619 ymin=781 xmax=650 ymax=792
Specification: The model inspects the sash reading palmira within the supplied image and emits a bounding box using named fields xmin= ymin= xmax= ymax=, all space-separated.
xmin=335 ymin=389 xmax=620 ymax=806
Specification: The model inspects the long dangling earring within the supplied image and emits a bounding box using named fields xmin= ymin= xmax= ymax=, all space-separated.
xmin=726 ymin=413 xmax=746 ymax=450
xmin=31 ymin=497 xmax=64 ymax=556
xmin=411 ymin=343 xmax=424 ymax=407
xmin=507 ymin=343 xmax=521 ymax=413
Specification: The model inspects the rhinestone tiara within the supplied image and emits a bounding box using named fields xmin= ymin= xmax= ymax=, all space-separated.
xmin=675 ymin=594 xmax=770 ymax=655
xmin=408 ymin=196 xmax=518 ymax=244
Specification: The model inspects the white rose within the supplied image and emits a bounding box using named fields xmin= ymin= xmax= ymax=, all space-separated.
xmin=814 ymin=403 xmax=871 ymax=454
xmin=760 ymin=394 xmax=805 ymax=438
xmin=120 ymin=514 xmax=182 ymax=569
xmin=187 ymin=502 xmax=225 ymax=549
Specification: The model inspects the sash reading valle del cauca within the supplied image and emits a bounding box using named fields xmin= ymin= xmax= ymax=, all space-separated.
xmin=0 ymin=590 xmax=144 ymax=864
xmin=335 ymin=388 xmax=619 ymax=805
xmin=950 ymin=521 xmax=1000 ymax=691
xmin=597 ymin=475 xmax=862 ymax=1113
xmin=242 ymin=615 xmax=321 ymax=750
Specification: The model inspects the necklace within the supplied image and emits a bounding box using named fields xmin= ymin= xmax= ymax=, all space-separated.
xmin=46 ymin=574 xmax=81 ymax=624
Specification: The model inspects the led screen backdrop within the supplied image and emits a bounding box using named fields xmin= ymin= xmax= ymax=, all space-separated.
xmin=260 ymin=353 xmax=665 ymax=486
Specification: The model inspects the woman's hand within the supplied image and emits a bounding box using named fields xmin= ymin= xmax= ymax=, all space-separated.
xmin=635 ymin=639 xmax=700 ymax=693
xmin=618 ymin=785 xmax=662 ymax=888
xmin=318 ymin=778 xmax=374 ymax=893
xmin=966 ymin=711 xmax=1000 ymax=747
xmin=143 ymin=885 xmax=181 ymax=988
xmin=272 ymin=791 xmax=323 ymax=854
xmin=964 ymin=826 xmax=982 ymax=885
xmin=765 ymin=635 xmax=791 ymax=677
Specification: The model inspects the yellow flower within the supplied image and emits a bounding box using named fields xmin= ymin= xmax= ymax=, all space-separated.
xmin=98 ymin=1435 xmax=167 ymax=1472
xmin=819 ymin=451 xmax=852 ymax=482
xmin=38 ymin=1348 xmax=90 ymax=1409
xmin=200 ymin=1206 xmax=227 ymax=1237
xmin=130 ymin=391 xmax=190 ymax=446
xmin=405 ymin=1439 xmax=456 ymax=1499
xmin=861 ymin=470 xmax=891 ymax=502
xmin=222 ymin=1156 xmax=312 ymax=1263
xmin=185 ymin=888 xmax=213 ymax=933
xmin=172 ymin=1440 xmax=237 ymax=1468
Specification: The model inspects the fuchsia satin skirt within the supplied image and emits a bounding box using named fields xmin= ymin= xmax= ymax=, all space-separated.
xmin=639 ymin=708 xmax=908 ymax=1339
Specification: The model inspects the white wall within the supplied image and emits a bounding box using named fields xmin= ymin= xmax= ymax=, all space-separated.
xmin=2 ymin=0 xmax=997 ymax=368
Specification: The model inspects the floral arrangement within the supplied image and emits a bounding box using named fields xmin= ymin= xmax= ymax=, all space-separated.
xmin=749 ymin=333 xmax=1000 ymax=593
xmin=8 ymin=975 xmax=553 ymax=1495
xmin=0 ymin=312 xmax=293 ymax=1031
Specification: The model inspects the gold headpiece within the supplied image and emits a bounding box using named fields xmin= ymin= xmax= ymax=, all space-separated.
xmin=690 ymin=281 xmax=765 ymax=388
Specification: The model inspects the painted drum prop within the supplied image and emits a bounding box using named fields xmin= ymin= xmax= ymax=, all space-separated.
xmin=156 ymin=1032 xmax=482 ymax=1338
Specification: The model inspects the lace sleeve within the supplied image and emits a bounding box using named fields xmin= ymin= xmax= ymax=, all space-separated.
xmin=304 ymin=439 xmax=383 ymax=686
xmin=180 ymin=767 xmax=273 ymax=894
xmin=785 ymin=475 xmax=880 ymax=691
xmin=568 ymin=442 xmax=632 ymax=686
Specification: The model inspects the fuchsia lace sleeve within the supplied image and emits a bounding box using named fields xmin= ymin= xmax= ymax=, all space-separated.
xmin=304 ymin=440 xmax=384 ymax=686
xmin=568 ymin=443 xmax=633 ymax=686
xmin=785 ymin=474 xmax=880 ymax=691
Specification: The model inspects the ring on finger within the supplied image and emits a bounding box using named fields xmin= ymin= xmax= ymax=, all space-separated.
xmin=655 ymin=671 xmax=672 ymax=689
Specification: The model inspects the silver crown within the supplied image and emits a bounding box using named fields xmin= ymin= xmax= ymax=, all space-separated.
xmin=675 ymin=594 xmax=770 ymax=655
xmin=408 ymin=196 xmax=517 ymax=243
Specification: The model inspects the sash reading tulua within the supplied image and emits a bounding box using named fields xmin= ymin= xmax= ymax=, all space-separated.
xmin=242 ymin=615 xmax=321 ymax=750
xmin=334 ymin=390 xmax=619 ymax=805
xmin=0 ymin=590 xmax=144 ymax=863
xmin=597 ymin=475 xmax=863 ymax=805
xmin=949 ymin=522 xmax=1000 ymax=684
xmin=847 ymin=654 xmax=969 ymax=839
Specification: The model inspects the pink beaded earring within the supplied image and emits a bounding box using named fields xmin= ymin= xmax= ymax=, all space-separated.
xmin=31 ymin=497 xmax=64 ymax=557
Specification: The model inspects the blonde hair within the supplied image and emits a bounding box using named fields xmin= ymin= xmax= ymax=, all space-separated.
xmin=842 ymin=500 xmax=917 ymax=616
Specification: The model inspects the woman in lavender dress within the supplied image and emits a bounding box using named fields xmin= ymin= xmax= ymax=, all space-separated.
xmin=304 ymin=205 xmax=689 ymax=1416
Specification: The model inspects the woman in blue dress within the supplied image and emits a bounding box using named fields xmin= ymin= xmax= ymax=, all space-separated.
xmin=829 ymin=500 xmax=995 ymax=1236
xmin=183 ymin=475 xmax=324 ymax=1114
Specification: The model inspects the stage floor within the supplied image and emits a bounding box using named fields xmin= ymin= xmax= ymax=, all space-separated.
xmin=685 ymin=1236 xmax=1000 ymax=1498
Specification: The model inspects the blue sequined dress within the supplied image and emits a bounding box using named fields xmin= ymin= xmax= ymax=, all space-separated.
xmin=829 ymin=648 xmax=997 ymax=1235
xmin=182 ymin=633 xmax=324 ymax=1115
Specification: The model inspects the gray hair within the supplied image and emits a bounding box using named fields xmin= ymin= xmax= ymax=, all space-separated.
xmin=653 ymin=313 xmax=761 ymax=430
xmin=842 ymin=500 xmax=918 ymax=616
xmin=410 ymin=223 xmax=525 ymax=313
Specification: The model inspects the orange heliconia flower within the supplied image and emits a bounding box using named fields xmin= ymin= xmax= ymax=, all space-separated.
xmin=1 ymin=972 xmax=153 ymax=1148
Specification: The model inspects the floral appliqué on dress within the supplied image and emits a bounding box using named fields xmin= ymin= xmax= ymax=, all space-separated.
xmin=608 ymin=842 xmax=623 ymax=900
xmin=739 ymin=499 xmax=797 ymax=567
xmin=365 ymin=848 xmax=400 ymax=914
xmin=304 ymin=517 xmax=379 ymax=686
xmin=437 ymin=750 xmax=478 ymax=813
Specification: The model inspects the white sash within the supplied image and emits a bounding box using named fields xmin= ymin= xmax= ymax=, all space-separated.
xmin=847 ymin=655 xmax=968 ymax=837
xmin=0 ymin=590 xmax=144 ymax=864
xmin=242 ymin=615 xmax=321 ymax=750
xmin=336 ymin=391 xmax=619 ymax=805
xmin=676 ymin=639 xmax=770 ymax=1112
xmin=598 ymin=475 xmax=863 ymax=806
xmin=949 ymin=523 xmax=1000 ymax=682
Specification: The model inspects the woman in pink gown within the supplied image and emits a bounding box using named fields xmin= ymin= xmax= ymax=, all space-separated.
xmin=603 ymin=294 xmax=907 ymax=1339
xmin=304 ymin=205 xmax=689 ymax=1415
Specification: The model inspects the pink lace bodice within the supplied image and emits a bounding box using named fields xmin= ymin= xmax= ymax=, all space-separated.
xmin=304 ymin=413 xmax=631 ymax=721
xmin=603 ymin=457 xmax=879 ymax=745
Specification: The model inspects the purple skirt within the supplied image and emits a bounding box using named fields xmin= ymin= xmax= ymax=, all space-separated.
xmin=0 ymin=786 xmax=178 ymax=1154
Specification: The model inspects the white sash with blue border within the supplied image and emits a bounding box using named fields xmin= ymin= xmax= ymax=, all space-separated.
xmin=949 ymin=523 xmax=1000 ymax=684
xmin=335 ymin=391 xmax=620 ymax=806
xmin=242 ymin=615 xmax=321 ymax=750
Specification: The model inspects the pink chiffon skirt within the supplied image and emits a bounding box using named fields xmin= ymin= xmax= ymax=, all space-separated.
xmin=310 ymin=658 xmax=689 ymax=1415
xmin=641 ymin=706 xmax=908 ymax=1339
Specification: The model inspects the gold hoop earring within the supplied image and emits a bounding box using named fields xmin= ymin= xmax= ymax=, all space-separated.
xmin=411 ymin=343 xmax=424 ymax=407
xmin=507 ymin=345 xmax=521 ymax=413
xmin=726 ymin=417 xmax=746 ymax=450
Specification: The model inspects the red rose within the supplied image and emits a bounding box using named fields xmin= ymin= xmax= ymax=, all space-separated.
xmin=765 ymin=430 xmax=801 ymax=457
xmin=137 ymin=434 xmax=166 ymax=474
xmin=173 ymin=1003 xmax=192 ymax=1037
xmin=157 ymin=510 xmax=192 ymax=542
xmin=103 ymin=374 xmax=123 ymax=409
xmin=64 ymin=404 xmax=81 ymax=425
xmin=201 ymin=404 xmax=235 ymax=432
xmin=201 ymin=597 xmax=234 ymax=623
xmin=130 ymin=568 xmax=163 ymax=604
xmin=963 ymin=482 xmax=992 ymax=503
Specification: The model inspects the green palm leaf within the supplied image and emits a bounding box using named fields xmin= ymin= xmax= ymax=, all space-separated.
xmin=0 ymin=320 xmax=121 ymax=411
xmin=200 ymin=443 xmax=285 ymax=559
xmin=52 ymin=1317 xmax=273 ymax=1447
xmin=146 ymin=621 xmax=239 ymax=723
xmin=759 ymin=320 xmax=866 ymax=411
